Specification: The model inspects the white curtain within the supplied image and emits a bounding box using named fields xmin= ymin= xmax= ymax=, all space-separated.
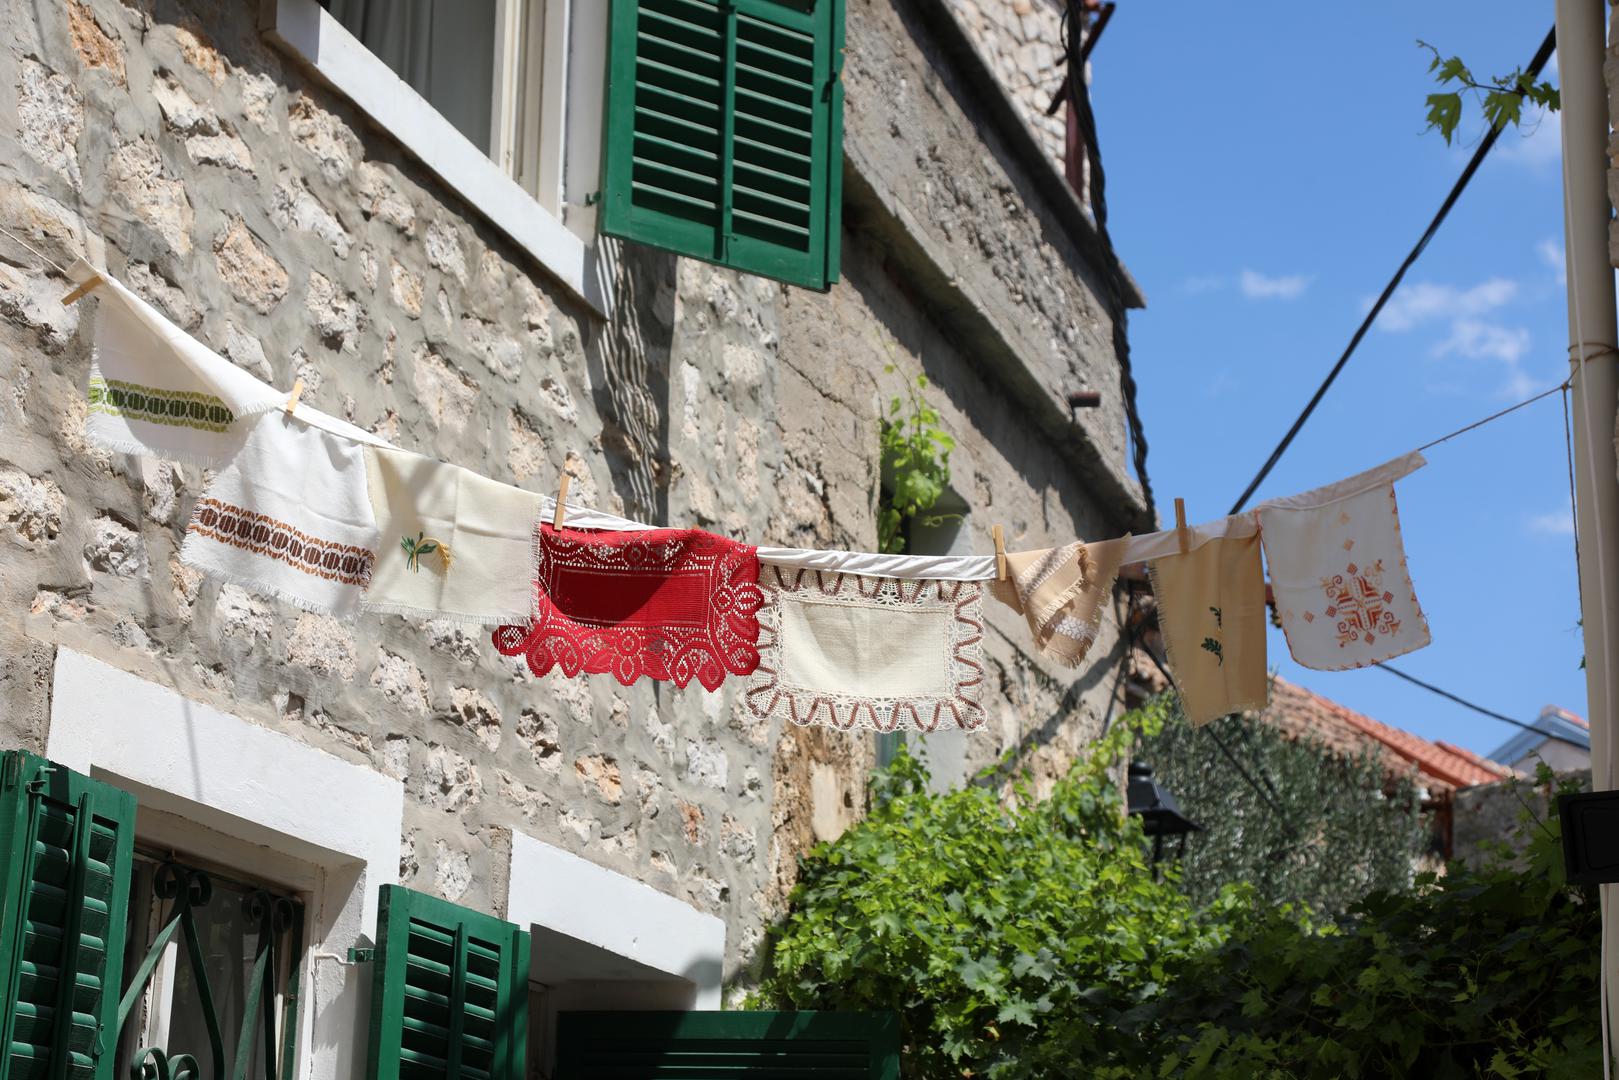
xmin=324 ymin=0 xmax=498 ymax=154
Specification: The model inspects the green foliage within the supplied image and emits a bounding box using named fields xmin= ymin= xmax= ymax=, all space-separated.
xmin=1420 ymin=41 xmax=1559 ymax=145
xmin=1132 ymin=764 xmax=1601 ymax=1079
xmin=755 ymin=701 xmax=1602 ymax=1079
xmin=1137 ymin=694 xmax=1429 ymax=914
xmin=877 ymin=364 xmax=956 ymax=554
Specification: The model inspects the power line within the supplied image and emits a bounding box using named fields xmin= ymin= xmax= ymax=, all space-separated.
xmin=1374 ymin=662 xmax=1590 ymax=754
xmin=1228 ymin=26 xmax=1559 ymax=515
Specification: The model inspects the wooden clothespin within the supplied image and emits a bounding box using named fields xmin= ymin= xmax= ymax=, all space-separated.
xmin=992 ymin=523 xmax=1008 ymax=581
xmin=60 ymin=274 xmax=103 ymax=306
xmin=552 ymin=472 xmax=570 ymax=531
xmin=284 ymin=379 xmax=304 ymax=415
xmin=1174 ymin=498 xmax=1189 ymax=555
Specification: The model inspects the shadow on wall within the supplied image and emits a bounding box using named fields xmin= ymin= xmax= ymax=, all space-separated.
xmin=582 ymin=239 xmax=675 ymax=526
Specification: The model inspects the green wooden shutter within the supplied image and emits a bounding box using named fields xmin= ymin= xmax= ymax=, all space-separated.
xmin=365 ymin=885 xmax=531 ymax=1080
xmin=600 ymin=0 xmax=845 ymax=291
xmin=0 ymin=752 xmax=137 ymax=1080
xmin=555 ymin=1010 xmax=900 ymax=1078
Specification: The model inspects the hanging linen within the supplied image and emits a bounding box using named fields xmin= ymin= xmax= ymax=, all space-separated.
xmin=1148 ymin=529 xmax=1269 ymax=725
xmin=74 ymin=261 xmax=283 ymax=465
xmin=180 ymin=410 xmax=382 ymax=614
xmin=744 ymin=567 xmax=987 ymax=732
xmin=492 ymin=525 xmax=763 ymax=690
xmin=363 ymin=446 xmax=542 ymax=624
xmin=990 ymin=536 xmax=1130 ymax=667
xmin=1257 ymin=452 xmax=1431 ymax=670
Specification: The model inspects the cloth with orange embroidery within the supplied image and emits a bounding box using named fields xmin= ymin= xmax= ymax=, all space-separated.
xmin=1257 ymin=452 xmax=1432 ymax=670
xmin=492 ymin=524 xmax=764 ymax=690
xmin=744 ymin=567 xmax=987 ymax=732
xmin=1148 ymin=529 xmax=1269 ymax=725
xmin=991 ymin=537 xmax=1131 ymax=667
xmin=180 ymin=410 xmax=382 ymax=614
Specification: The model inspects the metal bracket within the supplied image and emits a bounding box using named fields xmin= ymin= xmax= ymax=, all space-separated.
xmin=347 ymin=947 xmax=375 ymax=964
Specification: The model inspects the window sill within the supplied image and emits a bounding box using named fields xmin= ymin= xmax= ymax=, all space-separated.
xmin=261 ymin=0 xmax=613 ymax=318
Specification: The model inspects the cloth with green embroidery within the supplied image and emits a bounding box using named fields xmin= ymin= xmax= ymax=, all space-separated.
xmin=362 ymin=445 xmax=543 ymax=624
xmin=74 ymin=260 xmax=283 ymax=465
xmin=1148 ymin=529 xmax=1269 ymax=726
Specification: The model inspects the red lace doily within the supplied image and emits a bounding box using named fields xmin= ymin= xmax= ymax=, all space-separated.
xmin=492 ymin=524 xmax=763 ymax=691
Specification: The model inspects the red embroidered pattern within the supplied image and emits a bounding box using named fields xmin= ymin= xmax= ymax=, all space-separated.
xmin=744 ymin=567 xmax=987 ymax=733
xmin=1321 ymin=559 xmax=1401 ymax=649
xmin=187 ymin=497 xmax=374 ymax=587
xmin=492 ymin=525 xmax=763 ymax=691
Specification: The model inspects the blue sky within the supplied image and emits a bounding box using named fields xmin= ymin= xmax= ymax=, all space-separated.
xmin=1092 ymin=2 xmax=1585 ymax=756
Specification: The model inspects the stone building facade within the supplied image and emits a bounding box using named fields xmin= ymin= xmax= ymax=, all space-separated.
xmin=0 ymin=0 xmax=1147 ymax=1073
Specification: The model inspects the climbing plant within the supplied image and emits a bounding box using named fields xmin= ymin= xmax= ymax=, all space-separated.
xmin=877 ymin=364 xmax=956 ymax=554
xmin=1136 ymin=693 xmax=1430 ymax=914
xmin=1419 ymin=39 xmax=1559 ymax=144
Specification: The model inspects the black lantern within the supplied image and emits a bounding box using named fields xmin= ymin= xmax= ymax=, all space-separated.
xmin=1127 ymin=762 xmax=1201 ymax=868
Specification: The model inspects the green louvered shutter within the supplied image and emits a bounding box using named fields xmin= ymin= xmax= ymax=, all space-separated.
xmin=555 ymin=1011 xmax=900 ymax=1078
xmin=0 ymin=752 xmax=136 ymax=1080
xmin=365 ymin=885 xmax=531 ymax=1080
xmin=600 ymin=0 xmax=845 ymax=290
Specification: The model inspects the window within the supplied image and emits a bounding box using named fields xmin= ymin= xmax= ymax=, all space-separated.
xmin=318 ymin=0 xmax=553 ymax=204
xmin=115 ymin=853 xmax=304 ymax=1080
xmin=598 ymin=0 xmax=846 ymax=290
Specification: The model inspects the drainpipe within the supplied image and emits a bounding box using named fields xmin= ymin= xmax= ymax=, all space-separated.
xmin=1554 ymin=0 xmax=1619 ymax=1062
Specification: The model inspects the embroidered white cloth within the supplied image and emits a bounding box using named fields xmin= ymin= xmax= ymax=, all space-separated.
xmin=1257 ymin=452 xmax=1432 ymax=670
xmin=181 ymin=411 xmax=382 ymax=615
xmin=74 ymin=261 xmax=283 ymax=465
xmin=744 ymin=567 xmax=987 ymax=732
xmin=364 ymin=446 xmax=542 ymax=624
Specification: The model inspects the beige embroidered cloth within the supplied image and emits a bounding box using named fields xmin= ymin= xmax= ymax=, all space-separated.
xmin=991 ymin=537 xmax=1130 ymax=666
xmin=1258 ymin=453 xmax=1431 ymax=670
xmin=744 ymin=567 xmax=987 ymax=732
xmin=363 ymin=446 xmax=543 ymax=624
xmin=1149 ymin=532 xmax=1269 ymax=726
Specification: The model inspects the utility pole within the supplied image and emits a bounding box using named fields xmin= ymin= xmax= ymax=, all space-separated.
xmin=1554 ymin=0 xmax=1619 ymax=1057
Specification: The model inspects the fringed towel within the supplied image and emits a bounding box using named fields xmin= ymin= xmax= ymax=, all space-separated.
xmin=990 ymin=537 xmax=1130 ymax=666
xmin=1258 ymin=453 xmax=1432 ymax=670
xmin=1149 ymin=530 xmax=1269 ymax=726
xmin=74 ymin=260 xmax=282 ymax=465
xmin=364 ymin=446 xmax=542 ymax=624
xmin=744 ymin=567 xmax=987 ymax=733
xmin=180 ymin=411 xmax=382 ymax=615
xmin=492 ymin=525 xmax=763 ymax=690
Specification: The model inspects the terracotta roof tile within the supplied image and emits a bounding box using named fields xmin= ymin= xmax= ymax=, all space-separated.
xmin=1259 ymin=677 xmax=1512 ymax=793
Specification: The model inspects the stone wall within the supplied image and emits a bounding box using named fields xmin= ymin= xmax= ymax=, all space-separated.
xmin=1452 ymin=769 xmax=1590 ymax=867
xmin=0 ymin=0 xmax=1140 ymax=988
xmin=946 ymin=0 xmax=1069 ymax=167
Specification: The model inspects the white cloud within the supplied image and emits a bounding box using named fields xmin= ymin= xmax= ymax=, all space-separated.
xmin=1496 ymin=106 xmax=1561 ymax=170
xmin=1528 ymin=509 xmax=1575 ymax=536
xmin=1539 ymin=238 xmax=1567 ymax=285
xmin=1433 ymin=319 xmax=1531 ymax=364
xmin=1377 ymin=278 xmax=1517 ymax=332
xmin=1239 ymin=270 xmax=1312 ymax=300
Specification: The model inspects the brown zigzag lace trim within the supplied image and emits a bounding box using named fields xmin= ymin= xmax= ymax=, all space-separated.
xmin=188 ymin=497 xmax=374 ymax=587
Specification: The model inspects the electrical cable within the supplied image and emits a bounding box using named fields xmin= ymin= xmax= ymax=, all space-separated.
xmin=1373 ymin=662 xmax=1592 ymax=753
xmin=1228 ymin=26 xmax=1558 ymax=515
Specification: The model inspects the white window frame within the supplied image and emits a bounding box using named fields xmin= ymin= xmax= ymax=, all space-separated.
xmin=47 ymin=649 xmax=406 ymax=1080
xmin=259 ymin=0 xmax=615 ymax=317
xmin=503 ymin=830 xmax=726 ymax=1072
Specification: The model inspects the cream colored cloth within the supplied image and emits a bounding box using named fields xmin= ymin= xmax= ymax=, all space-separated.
xmin=1149 ymin=533 xmax=1269 ymax=726
xmin=991 ymin=537 xmax=1130 ymax=666
xmin=363 ymin=446 xmax=543 ymax=624
xmin=76 ymin=260 xmax=282 ymax=465
xmin=745 ymin=567 xmax=987 ymax=732
xmin=180 ymin=411 xmax=380 ymax=615
xmin=1258 ymin=453 xmax=1432 ymax=670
